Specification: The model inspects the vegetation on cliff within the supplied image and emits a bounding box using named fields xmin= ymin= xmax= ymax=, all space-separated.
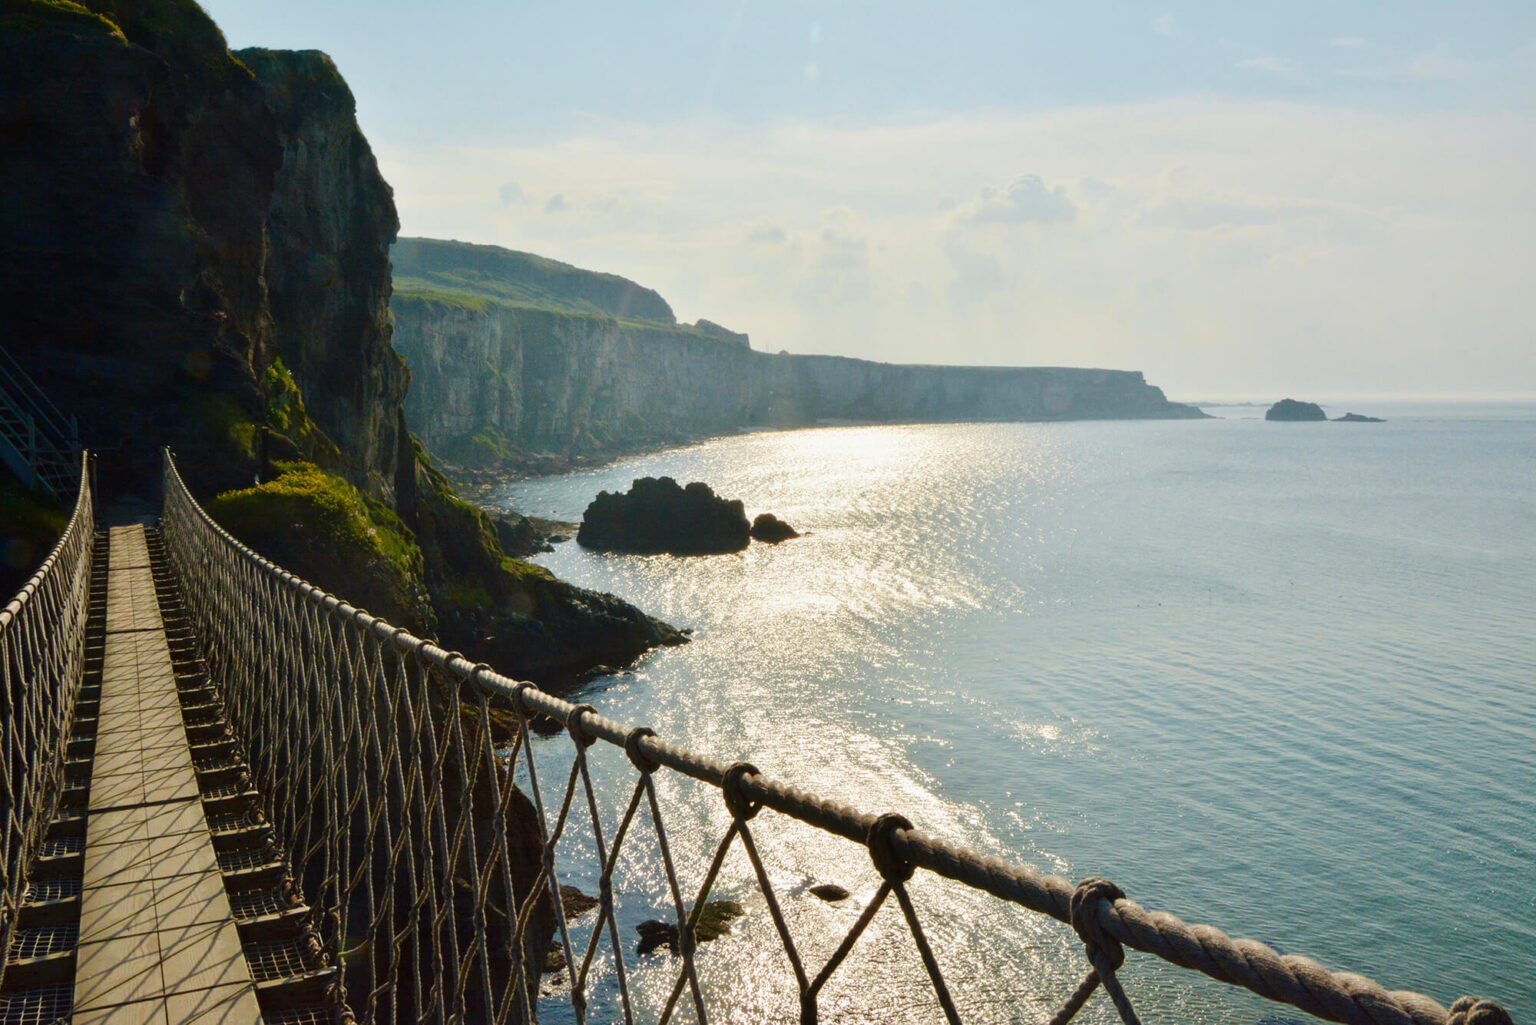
xmin=209 ymin=462 xmax=433 ymax=632
xmin=393 ymin=237 xmax=675 ymax=322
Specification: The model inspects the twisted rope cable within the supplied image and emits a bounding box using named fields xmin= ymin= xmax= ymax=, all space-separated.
xmin=157 ymin=450 xmax=1514 ymax=1025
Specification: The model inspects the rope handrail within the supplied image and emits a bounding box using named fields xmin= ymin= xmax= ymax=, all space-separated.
xmin=157 ymin=448 xmax=1514 ymax=1025
xmin=0 ymin=456 xmax=94 ymax=977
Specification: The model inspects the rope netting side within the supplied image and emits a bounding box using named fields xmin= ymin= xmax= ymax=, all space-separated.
xmin=161 ymin=452 xmax=545 ymax=1024
xmin=0 ymin=458 xmax=93 ymax=976
xmin=157 ymin=450 xmax=1515 ymax=1025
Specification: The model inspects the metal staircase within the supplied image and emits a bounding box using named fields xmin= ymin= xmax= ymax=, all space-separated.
xmin=0 ymin=344 xmax=78 ymax=497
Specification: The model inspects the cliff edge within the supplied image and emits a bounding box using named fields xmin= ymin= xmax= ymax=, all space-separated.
xmin=390 ymin=237 xmax=1207 ymax=470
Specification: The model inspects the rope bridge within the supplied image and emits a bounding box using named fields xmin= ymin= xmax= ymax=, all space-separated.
xmin=0 ymin=450 xmax=1516 ymax=1024
xmin=0 ymin=461 xmax=93 ymax=968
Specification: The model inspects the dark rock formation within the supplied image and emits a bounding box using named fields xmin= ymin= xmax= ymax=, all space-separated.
xmin=560 ymin=884 xmax=599 ymax=920
xmin=0 ymin=1 xmax=283 ymax=498
xmin=578 ymin=477 xmax=750 ymax=555
xmin=494 ymin=512 xmax=555 ymax=558
xmin=237 ymin=47 xmax=408 ymax=500
xmin=636 ymin=900 xmax=745 ymax=955
xmin=388 ymin=238 xmax=1209 ymax=472
xmin=750 ymin=512 xmax=799 ymax=544
xmin=1266 ymin=399 xmax=1328 ymax=421
xmin=809 ymin=883 xmax=850 ymax=902
xmin=1335 ymin=412 xmax=1385 ymax=423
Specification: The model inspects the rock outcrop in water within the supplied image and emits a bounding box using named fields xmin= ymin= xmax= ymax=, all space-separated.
xmin=579 ymin=477 xmax=751 ymax=554
xmin=389 ymin=238 xmax=1208 ymax=471
xmin=1266 ymin=399 xmax=1328 ymax=421
xmin=750 ymin=512 xmax=799 ymax=543
xmin=1335 ymin=412 xmax=1385 ymax=423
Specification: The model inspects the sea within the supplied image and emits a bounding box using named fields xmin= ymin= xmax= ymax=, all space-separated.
xmin=491 ymin=401 xmax=1535 ymax=1025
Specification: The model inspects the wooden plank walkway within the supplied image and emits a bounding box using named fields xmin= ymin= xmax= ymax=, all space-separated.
xmin=73 ymin=525 xmax=263 ymax=1024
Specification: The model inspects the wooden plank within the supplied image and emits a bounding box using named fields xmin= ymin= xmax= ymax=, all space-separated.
xmin=73 ymin=525 xmax=259 ymax=1019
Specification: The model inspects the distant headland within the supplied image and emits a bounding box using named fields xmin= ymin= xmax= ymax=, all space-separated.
xmin=389 ymin=237 xmax=1208 ymax=474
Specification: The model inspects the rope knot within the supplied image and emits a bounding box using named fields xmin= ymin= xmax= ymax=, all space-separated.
xmin=721 ymin=762 xmax=762 ymax=821
xmin=866 ymin=813 xmax=915 ymax=882
xmin=625 ymin=726 xmax=660 ymax=774
xmin=1070 ymin=877 xmax=1127 ymax=973
xmin=565 ymin=703 xmax=597 ymax=748
xmin=511 ymin=680 xmax=538 ymax=715
xmin=1449 ymin=998 xmax=1515 ymax=1025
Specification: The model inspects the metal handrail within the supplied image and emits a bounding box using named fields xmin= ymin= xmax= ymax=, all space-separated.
xmin=0 ymin=345 xmax=75 ymax=449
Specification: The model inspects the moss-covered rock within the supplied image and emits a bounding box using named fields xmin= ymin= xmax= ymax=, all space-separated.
xmin=635 ymin=900 xmax=745 ymax=956
xmin=397 ymin=445 xmax=687 ymax=685
xmin=208 ymin=462 xmax=433 ymax=632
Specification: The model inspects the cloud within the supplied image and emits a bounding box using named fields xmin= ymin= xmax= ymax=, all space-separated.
xmin=544 ymin=193 xmax=569 ymax=213
xmin=747 ymin=223 xmax=788 ymax=245
xmin=1329 ymin=36 xmax=1369 ymax=49
xmin=1138 ymin=196 xmax=1331 ymax=231
xmin=1237 ymin=56 xmax=1299 ymax=77
xmin=498 ymin=180 xmax=525 ymax=206
xmin=945 ymin=243 xmax=1010 ymax=306
xmin=817 ymin=227 xmax=867 ymax=270
xmin=956 ymin=174 xmax=1076 ymax=226
xmin=376 ymin=100 xmax=1536 ymax=395
xmin=1152 ymin=13 xmax=1178 ymax=38
xmin=1337 ymin=49 xmax=1475 ymax=81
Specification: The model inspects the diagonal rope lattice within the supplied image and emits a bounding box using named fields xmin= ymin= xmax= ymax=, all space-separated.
xmin=154 ymin=449 xmax=1515 ymax=1025
xmin=0 ymin=457 xmax=93 ymax=982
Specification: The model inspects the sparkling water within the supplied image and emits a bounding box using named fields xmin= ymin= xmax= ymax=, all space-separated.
xmin=494 ymin=402 xmax=1535 ymax=1024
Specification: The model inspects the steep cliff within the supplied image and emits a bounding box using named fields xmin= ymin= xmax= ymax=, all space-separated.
xmin=0 ymin=0 xmax=681 ymax=685
xmin=391 ymin=238 xmax=1204 ymax=469
xmin=237 ymin=46 xmax=408 ymax=500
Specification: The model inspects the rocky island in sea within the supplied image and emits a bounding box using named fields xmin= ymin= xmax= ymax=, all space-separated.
xmin=1265 ymin=398 xmax=1329 ymax=421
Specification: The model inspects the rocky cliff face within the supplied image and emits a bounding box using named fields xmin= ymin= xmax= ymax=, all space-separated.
xmin=1 ymin=0 xmax=283 ymax=496
xmin=391 ymin=254 xmax=1204 ymax=469
xmin=237 ymin=47 xmax=408 ymax=500
xmin=0 ymin=1 xmax=681 ymax=685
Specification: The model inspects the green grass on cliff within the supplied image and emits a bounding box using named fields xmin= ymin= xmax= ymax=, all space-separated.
xmin=392 ymin=236 xmax=673 ymax=321
xmin=391 ymin=287 xmax=740 ymax=346
xmin=209 ymin=462 xmax=433 ymax=631
xmin=0 ymin=1 xmax=123 ymax=36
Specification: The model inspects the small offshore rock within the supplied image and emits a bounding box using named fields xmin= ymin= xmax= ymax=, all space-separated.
xmin=560 ymin=885 xmax=599 ymax=920
xmin=635 ymin=919 xmax=677 ymax=956
xmin=1265 ymin=398 xmax=1327 ymax=421
xmin=541 ymin=947 xmax=566 ymax=974
xmin=528 ymin=714 xmax=564 ymax=737
xmin=749 ymin=512 xmax=799 ymax=543
xmin=578 ymin=477 xmax=749 ymax=554
xmin=809 ymin=883 xmax=850 ymax=902
xmin=635 ymin=900 xmax=746 ymax=955
xmin=1334 ymin=412 xmax=1385 ymax=422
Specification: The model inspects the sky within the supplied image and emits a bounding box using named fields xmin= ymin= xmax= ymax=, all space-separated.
xmin=201 ymin=1 xmax=1536 ymax=401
